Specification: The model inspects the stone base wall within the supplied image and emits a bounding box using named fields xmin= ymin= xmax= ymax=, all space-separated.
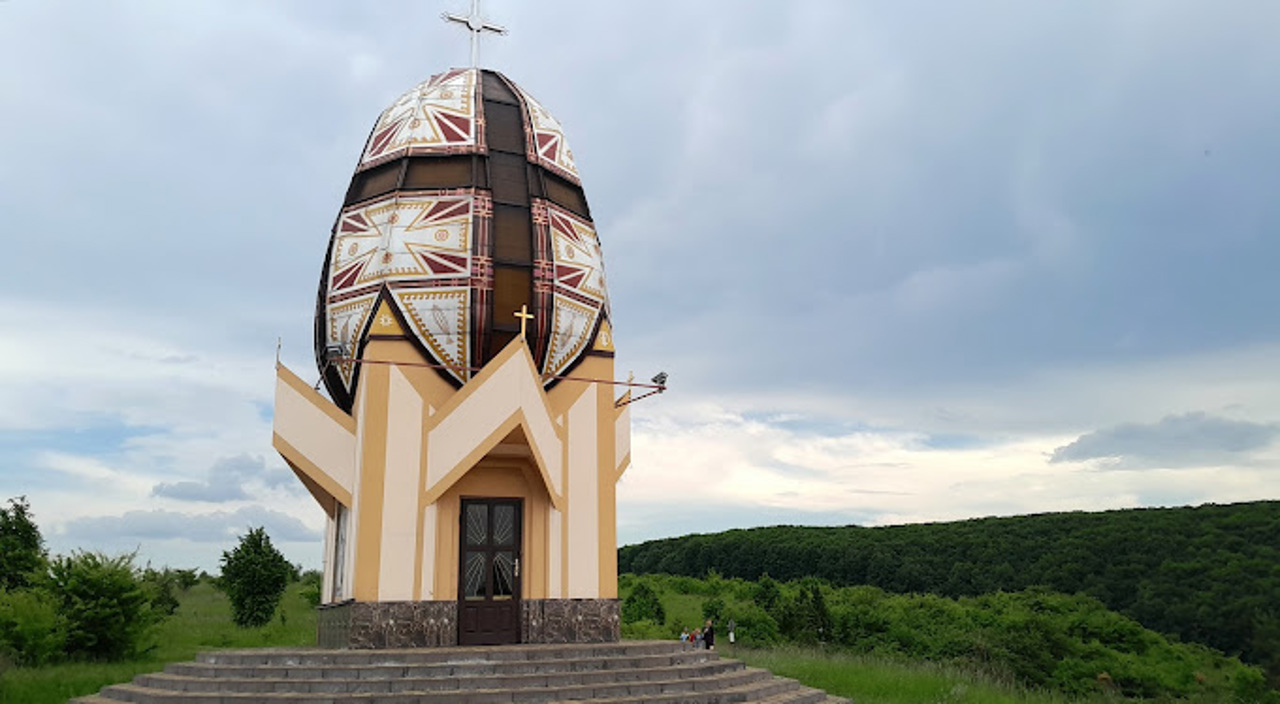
xmin=522 ymin=599 xmax=620 ymax=644
xmin=318 ymin=600 xmax=457 ymax=649
xmin=316 ymin=599 xmax=619 ymax=648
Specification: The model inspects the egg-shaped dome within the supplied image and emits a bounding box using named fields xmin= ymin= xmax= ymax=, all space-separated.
xmin=315 ymin=68 xmax=610 ymax=411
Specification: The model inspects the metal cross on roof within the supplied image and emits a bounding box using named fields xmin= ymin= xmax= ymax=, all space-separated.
xmin=442 ymin=0 xmax=508 ymax=69
xmin=514 ymin=304 xmax=534 ymax=339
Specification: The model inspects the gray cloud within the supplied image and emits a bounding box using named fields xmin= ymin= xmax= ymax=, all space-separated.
xmin=4 ymin=1 xmax=1280 ymax=571
xmin=61 ymin=505 xmax=320 ymax=544
xmin=3 ymin=1 xmax=1279 ymax=396
xmin=1049 ymin=412 xmax=1280 ymax=468
xmin=151 ymin=480 xmax=248 ymax=503
xmin=152 ymin=454 xmax=295 ymax=503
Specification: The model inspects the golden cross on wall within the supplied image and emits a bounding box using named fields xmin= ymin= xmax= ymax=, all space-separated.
xmin=514 ymin=305 xmax=534 ymax=339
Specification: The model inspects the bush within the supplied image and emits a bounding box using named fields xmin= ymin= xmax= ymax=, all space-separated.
xmin=779 ymin=579 xmax=832 ymax=644
xmin=299 ymin=570 xmax=322 ymax=608
xmin=170 ymin=568 xmax=200 ymax=591
xmin=724 ymin=602 xmax=779 ymax=646
xmin=140 ymin=567 xmax=181 ymax=618
xmin=753 ymin=573 xmax=781 ymax=614
xmin=219 ymin=527 xmax=292 ymax=628
xmin=0 ymin=497 xmax=46 ymax=591
xmin=47 ymin=551 xmax=155 ymax=660
xmin=702 ymin=596 xmax=725 ymax=622
xmin=0 ymin=588 xmax=66 ymax=666
xmin=622 ymin=579 xmax=666 ymax=625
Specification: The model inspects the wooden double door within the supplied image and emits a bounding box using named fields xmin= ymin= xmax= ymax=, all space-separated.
xmin=458 ymin=498 xmax=522 ymax=645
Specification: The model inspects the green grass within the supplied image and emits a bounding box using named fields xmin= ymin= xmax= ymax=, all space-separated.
xmin=729 ymin=646 xmax=1093 ymax=704
xmin=0 ymin=582 xmax=318 ymax=704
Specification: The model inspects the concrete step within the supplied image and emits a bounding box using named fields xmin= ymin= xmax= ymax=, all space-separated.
xmin=195 ymin=640 xmax=684 ymax=667
xmin=92 ymin=666 xmax=773 ymax=702
xmin=166 ymin=649 xmax=719 ymax=680
xmin=70 ymin=642 xmax=848 ymax=704
xmin=568 ymin=674 xmax=805 ymax=703
xmin=752 ymin=685 xmax=849 ymax=704
xmin=134 ymin=659 xmax=743 ymax=694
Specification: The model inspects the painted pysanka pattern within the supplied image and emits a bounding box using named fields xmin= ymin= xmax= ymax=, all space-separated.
xmin=542 ymin=202 xmax=608 ymax=379
xmin=323 ymin=192 xmax=478 ymax=386
xmin=358 ymin=68 xmax=479 ymax=170
xmin=513 ymin=84 xmax=580 ymax=184
xmin=320 ymin=69 xmax=611 ymax=402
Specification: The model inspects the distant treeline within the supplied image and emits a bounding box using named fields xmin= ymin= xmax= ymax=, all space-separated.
xmin=618 ymin=501 xmax=1280 ymax=674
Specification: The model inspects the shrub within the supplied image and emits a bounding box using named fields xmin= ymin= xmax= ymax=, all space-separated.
xmin=46 ymin=551 xmax=155 ymax=660
xmin=724 ymin=602 xmax=779 ymax=646
xmin=622 ymin=579 xmax=665 ymax=625
xmin=170 ymin=568 xmax=200 ymax=591
xmin=702 ymin=596 xmax=725 ymax=622
xmin=140 ymin=567 xmax=181 ymax=617
xmin=0 ymin=588 xmax=66 ymax=665
xmin=299 ymin=570 xmax=322 ymax=608
xmin=219 ymin=527 xmax=292 ymax=628
xmin=779 ymin=579 xmax=832 ymax=644
xmin=752 ymin=573 xmax=781 ymax=614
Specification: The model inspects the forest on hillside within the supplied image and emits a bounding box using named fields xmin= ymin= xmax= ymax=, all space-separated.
xmin=618 ymin=501 xmax=1280 ymax=678
xmin=617 ymin=573 xmax=1274 ymax=701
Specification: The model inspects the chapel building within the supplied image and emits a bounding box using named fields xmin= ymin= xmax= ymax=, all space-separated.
xmin=271 ymin=67 xmax=630 ymax=647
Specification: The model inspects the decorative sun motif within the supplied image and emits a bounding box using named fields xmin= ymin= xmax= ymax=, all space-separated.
xmin=358 ymin=69 xmax=478 ymax=169
xmin=323 ymin=192 xmax=478 ymax=388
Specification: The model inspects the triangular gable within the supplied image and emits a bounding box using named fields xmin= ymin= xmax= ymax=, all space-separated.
xmin=272 ymin=363 xmax=356 ymax=510
xmin=422 ymin=337 xmax=565 ymax=510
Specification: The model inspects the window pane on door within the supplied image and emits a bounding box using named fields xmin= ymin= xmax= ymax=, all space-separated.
xmin=465 ymin=503 xmax=488 ymax=546
xmin=493 ymin=504 xmax=515 ymax=546
xmin=463 ymin=552 xmax=486 ymax=600
xmin=493 ymin=551 xmax=515 ymax=599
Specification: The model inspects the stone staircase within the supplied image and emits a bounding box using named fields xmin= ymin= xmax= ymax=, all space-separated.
xmin=71 ymin=641 xmax=848 ymax=703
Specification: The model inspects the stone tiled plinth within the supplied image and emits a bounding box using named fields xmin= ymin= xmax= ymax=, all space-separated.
xmin=317 ymin=599 xmax=619 ymax=648
xmin=318 ymin=600 xmax=457 ymax=649
xmin=522 ymin=599 xmax=620 ymax=644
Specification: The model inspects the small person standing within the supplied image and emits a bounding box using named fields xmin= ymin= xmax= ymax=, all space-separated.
xmin=680 ymin=626 xmax=690 ymax=650
xmin=693 ymin=628 xmax=704 ymax=650
xmin=703 ymin=618 xmax=716 ymax=651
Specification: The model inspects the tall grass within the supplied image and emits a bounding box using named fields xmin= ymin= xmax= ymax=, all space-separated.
xmin=732 ymin=646 xmax=1099 ymax=704
xmin=0 ymin=581 xmax=317 ymax=704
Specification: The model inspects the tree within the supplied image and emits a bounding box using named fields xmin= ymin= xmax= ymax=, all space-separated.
xmin=781 ymin=579 xmax=833 ymax=644
xmin=0 ymin=496 xmax=46 ymax=590
xmin=753 ymin=573 xmax=781 ymax=614
xmin=621 ymin=579 xmax=666 ymax=625
xmin=219 ymin=527 xmax=291 ymax=628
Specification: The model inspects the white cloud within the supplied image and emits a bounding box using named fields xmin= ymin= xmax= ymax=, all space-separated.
xmin=60 ymin=506 xmax=320 ymax=544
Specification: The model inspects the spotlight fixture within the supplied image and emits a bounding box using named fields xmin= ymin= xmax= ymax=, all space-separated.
xmin=651 ymin=371 xmax=668 ymax=387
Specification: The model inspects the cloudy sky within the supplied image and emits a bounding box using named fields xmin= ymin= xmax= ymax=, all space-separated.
xmin=2 ymin=1 xmax=1278 ymax=571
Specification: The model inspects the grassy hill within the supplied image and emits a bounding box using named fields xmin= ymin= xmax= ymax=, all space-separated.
xmin=619 ymin=572 xmax=1276 ymax=702
xmin=618 ymin=501 xmax=1280 ymax=676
